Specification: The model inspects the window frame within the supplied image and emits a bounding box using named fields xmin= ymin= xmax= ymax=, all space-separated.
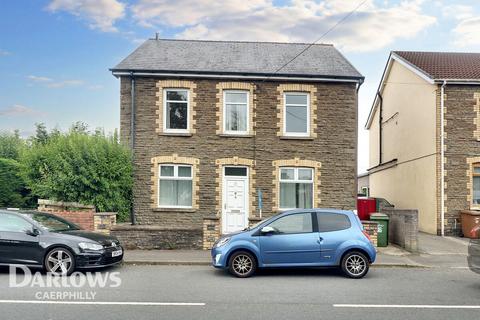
xmin=283 ymin=92 xmax=310 ymax=137
xmin=473 ymin=163 xmax=480 ymax=206
xmin=163 ymin=88 xmax=190 ymax=134
xmin=158 ymin=164 xmax=193 ymax=209
xmin=279 ymin=167 xmax=314 ymax=211
xmin=223 ymin=90 xmax=249 ymax=135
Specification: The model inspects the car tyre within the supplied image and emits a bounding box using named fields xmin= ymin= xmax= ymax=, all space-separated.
xmin=44 ymin=247 xmax=76 ymax=276
xmin=341 ymin=251 xmax=369 ymax=279
xmin=228 ymin=251 xmax=257 ymax=278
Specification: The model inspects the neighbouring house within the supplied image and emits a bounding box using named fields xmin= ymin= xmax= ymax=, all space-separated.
xmin=357 ymin=172 xmax=369 ymax=196
xmin=110 ymin=38 xmax=363 ymax=249
xmin=366 ymin=51 xmax=480 ymax=236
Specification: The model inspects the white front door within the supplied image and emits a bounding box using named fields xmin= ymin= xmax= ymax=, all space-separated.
xmin=222 ymin=167 xmax=249 ymax=234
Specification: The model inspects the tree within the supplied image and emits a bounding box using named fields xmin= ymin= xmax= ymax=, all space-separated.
xmin=21 ymin=131 xmax=133 ymax=221
xmin=33 ymin=123 xmax=49 ymax=145
xmin=0 ymin=130 xmax=24 ymax=160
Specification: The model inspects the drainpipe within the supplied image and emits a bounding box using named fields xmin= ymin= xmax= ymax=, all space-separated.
xmin=130 ymin=73 xmax=137 ymax=225
xmin=440 ymin=81 xmax=446 ymax=236
xmin=377 ymin=91 xmax=383 ymax=165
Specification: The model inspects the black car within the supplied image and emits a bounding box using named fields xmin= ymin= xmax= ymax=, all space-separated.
xmin=0 ymin=209 xmax=123 ymax=275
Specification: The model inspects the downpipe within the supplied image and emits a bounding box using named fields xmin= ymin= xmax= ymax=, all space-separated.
xmin=440 ymin=81 xmax=446 ymax=236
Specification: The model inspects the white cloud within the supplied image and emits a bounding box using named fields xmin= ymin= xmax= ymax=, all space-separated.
xmin=0 ymin=49 xmax=10 ymax=56
xmin=0 ymin=105 xmax=46 ymax=117
xmin=442 ymin=4 xmax=474 ymax=20
xmin=131 ymin=0 xmax=435 ymax=52
xmin=28 ymin=75 xmax=53 ymax=82
xmin=453 ymin=17 xmax=480 ymax=47
xmin=47 ymin=0 xmax=126 ymax=32
xmin=27 ymin=75 xmax=85 ymax=88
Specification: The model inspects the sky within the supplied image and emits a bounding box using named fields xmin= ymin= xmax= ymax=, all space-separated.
xmin=1 ymin=0 xmax=480 ymax=173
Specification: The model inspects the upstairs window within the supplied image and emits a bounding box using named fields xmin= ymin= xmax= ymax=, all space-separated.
xmin=164 ymin=89 xmax=189 ymax=133
xmin=158 ymin=164 xmax=193 ymax=208
xmin=224 ymin=90 xmax=248 ymax=134
xmin=284 ymin=92 xmax=309 ymax=136
xmin=279 ymin=167 xmax=313 ymax=210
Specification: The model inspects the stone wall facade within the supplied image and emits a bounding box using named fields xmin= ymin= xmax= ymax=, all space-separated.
xmin=120 ymin=77 xmax=358 ymax=248
xmin=442 ymin=85 xmax=480 ymax=235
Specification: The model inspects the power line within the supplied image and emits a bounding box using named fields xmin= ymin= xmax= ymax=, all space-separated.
xmin=266 ymin=0 xmax=367 ymax=79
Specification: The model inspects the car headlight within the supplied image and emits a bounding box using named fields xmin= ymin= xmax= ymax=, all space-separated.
xmin=215 ymin=237 xmax=231 ymax=248
xmin=79 ymin=242 xmax=103 ymax=251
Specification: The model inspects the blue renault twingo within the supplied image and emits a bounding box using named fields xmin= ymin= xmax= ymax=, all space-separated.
xmin=211 ymin=209 xmax=376 ymax=278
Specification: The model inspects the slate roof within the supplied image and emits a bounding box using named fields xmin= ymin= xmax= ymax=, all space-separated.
xmin=394 ymin=51 xmax=480 ymax=80
xmin=111 ymin=39 xmax=363 ymax=80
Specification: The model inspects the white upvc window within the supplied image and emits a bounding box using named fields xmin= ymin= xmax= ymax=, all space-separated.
xmin=223 ymin=90 xmax=249 ymax=134
xmin=279 ymin=167 xmax=314 ymax=210
xmin=158 ymin=164 xmax=193 ymax=208
xmin=284 ymin=92 xmax=310 ymax=137
xmin=163 ymin=89 xmax=189 ymax=133
xmin=473 ymin=164 xmax=480 ymax=205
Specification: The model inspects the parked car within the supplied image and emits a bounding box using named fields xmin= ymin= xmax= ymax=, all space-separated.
xmin=211 ymin=209 xmax=376 ymax=278
xmin=0 ymin=209 xmax=123 ymax=275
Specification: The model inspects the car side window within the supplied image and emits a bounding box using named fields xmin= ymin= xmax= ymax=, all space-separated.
xmin=267 ymin=213 xmax=313 ymax=234
xmin=317 ymin=212 xmax=351 ymax=232
xmin=0 ymin=214 xmax=33 ymax=233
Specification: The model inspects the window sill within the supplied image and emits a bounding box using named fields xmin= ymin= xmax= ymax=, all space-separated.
xmin=153 ymin=207 xmax=196 ymax=213
xmin=280 ymin=136 xmax=315 ymax=140
xmin=158 ymin=132 xmax=192 ymax=137
xmin=218 ymin=134 xmax=254 ymax=138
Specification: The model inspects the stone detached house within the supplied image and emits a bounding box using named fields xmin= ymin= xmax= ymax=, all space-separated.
xmin=366 ymin=51 xmax=480 ymax=236
xmin=110 ymin=39 xmax=363 ymax=249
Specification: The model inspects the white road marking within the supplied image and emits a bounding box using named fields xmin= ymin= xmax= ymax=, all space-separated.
xmin=0 ymin=300 xmax=205 ymax=306
xmin=334 ymin=304 xmax=480 ymax=309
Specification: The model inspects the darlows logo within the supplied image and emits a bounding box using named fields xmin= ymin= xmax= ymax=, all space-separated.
xmin=9 ymin=265 xmax=121 ymax=300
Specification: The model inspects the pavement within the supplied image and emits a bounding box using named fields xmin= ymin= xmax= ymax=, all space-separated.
xmin=123 ymin=232 xmax=472 ymax=269
xmin=1 ymin=265 xmax=479 ymax=320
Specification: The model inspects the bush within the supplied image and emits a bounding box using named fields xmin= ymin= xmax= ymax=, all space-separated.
xmin=0 ymin=158 xmax=33 ymax=208
xmin=21 ymin=131 xmax=133 ymax=222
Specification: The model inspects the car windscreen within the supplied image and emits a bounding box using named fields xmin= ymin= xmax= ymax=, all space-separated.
xmin=28 ymin=213 xmax=80 ymax=232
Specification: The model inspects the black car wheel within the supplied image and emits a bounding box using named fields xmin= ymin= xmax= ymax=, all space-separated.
xmin=341 ymin=251 xmax=369 ymax=279
xmin=45 ymin=248 xmax=75 ymax=276
xmin=228 ymin=251 xmax=256 ymax=278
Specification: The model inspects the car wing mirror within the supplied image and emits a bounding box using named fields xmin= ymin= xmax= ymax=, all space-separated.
xmin=261 ymin=226 xmax=275 ymax=234
xmin=26 ymin=228 xmax=40 ymax=237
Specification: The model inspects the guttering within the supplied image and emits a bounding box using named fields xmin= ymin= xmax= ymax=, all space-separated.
xmin=130 ymin=73 xmax=137 ymax=225
xmin=440 ymin=80 xmax=446 ymax=236
xmin=111 ymin=71 xmax=363 ymax=83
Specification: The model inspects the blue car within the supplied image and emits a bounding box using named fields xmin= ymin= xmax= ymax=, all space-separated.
xmin=211 ymin=209 xmax=376 ymax=278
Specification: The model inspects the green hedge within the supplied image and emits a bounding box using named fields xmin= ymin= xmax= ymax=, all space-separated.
xmin=0 ymin=158 xmax=33 ymax=208
xmin=20 ymin=132 xmax=133 ymax=222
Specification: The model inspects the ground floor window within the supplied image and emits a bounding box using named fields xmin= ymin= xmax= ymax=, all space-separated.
xmin=473 ymin=164 xmax=480 ymax=205
xmin=159 ymin=164 xmax=193 ymax=208
xmin=279 ymin=167 xmax=313 ymax=210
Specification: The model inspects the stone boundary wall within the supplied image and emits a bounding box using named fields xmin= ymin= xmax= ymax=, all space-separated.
xmin=111 ymin=224 xmax=202 ymax=249
xmin=382 ymin=208 xmax=419 ymax=252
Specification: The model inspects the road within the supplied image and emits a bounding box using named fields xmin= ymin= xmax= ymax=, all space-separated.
xmin=0 ymin=265 xmax=479 ymax=320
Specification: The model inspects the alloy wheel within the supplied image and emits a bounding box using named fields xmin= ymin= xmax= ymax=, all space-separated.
xmin=345 ymin=254 xmax=367 ymax=276
xmin=46 ymin=249 xmax=74 ymax=276
xmin=232 ymin=254 xmax=253 ymax=276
